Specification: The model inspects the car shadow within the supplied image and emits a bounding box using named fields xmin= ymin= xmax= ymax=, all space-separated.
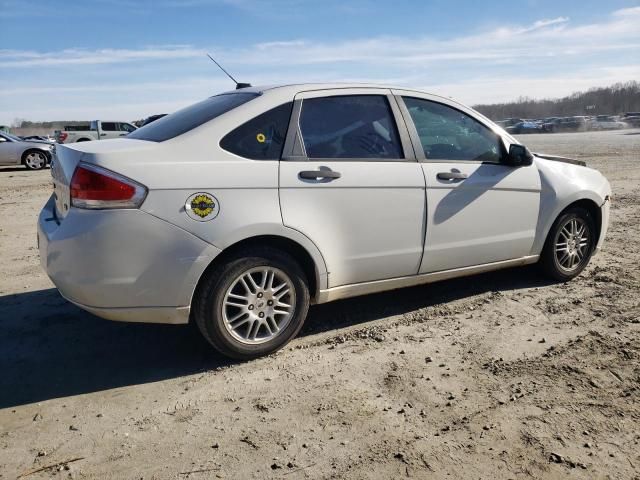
xmin=0 ymin=265 xmax=552 ymax=409
xmin=432 ymin=164 xmax=513 ymax=225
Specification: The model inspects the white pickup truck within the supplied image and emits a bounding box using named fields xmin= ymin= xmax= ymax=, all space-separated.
xmin=55 ymin=120 xmax=137 ymax=143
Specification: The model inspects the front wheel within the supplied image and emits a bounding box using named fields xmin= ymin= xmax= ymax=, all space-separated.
xmin=193 ymin=248 xmax=310 ymax=360
xmin=23 ymin=150 xmax=48 ymax=170
xmin=540 ymin=207 xmax=595 ymax=281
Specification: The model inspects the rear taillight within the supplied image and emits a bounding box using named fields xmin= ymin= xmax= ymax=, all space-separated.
xmin=70 ymin=163 xmax=147 ymax=209
xmin=58 ymin=132 xmax=68 ymax=142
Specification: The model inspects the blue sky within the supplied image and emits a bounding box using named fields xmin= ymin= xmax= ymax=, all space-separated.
xmin=0 ymin=0 xmax=638 ymax=123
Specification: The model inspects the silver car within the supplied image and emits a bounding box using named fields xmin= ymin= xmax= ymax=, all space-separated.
xmin=38 ymin=83 xmax=611 ymax=359
xmin=0 ymin=132 xmax=54 ymax=170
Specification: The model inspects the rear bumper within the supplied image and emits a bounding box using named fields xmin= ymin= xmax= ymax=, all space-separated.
xmin=61 ymin=292 xmax=190 ymax=324
xmin=38 ymin=195 xmax=221 ymax=324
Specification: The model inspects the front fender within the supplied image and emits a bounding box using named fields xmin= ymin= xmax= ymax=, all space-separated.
xmin=531 ymin=157 xmax=611 ymax=255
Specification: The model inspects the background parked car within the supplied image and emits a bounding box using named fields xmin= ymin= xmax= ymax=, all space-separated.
xmin=55 ymin=120 xmax=137 ymax=143
xmin=543 ymin=116 xmax=588 ymax=133
xmin=0 ymin=132 xmax=54 ymax=170
xmin=589 ymin=115 xmax=627 ymax=130
xmin=140 ymin=114 xmax=168 ymax=127
xmin=496 ymin=118 xmax=523 ymax=129
xmin=621 ymin=112 xmax=640 ymax=128
xmin=506 ymin=121 xmax=543 ymax=134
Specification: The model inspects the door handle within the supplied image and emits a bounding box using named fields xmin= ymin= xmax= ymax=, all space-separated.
xmin=437 ymin=171 xmax=468 ymax=180
xmin=299 ymin=169 xmax=341 ymax=180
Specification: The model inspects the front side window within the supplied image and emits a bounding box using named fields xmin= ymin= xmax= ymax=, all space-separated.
xmin=220 ymin=102 xmax=292 ymax=160
xmin=403 ymin=97 xmax=502 ymax=163
xmin=299 ymin=95 xmax=403 ymax=160
xmin=118 ymin=123 xmax=136 ymax=133
xmin=128 ymin=92 xmax=259 ymax=142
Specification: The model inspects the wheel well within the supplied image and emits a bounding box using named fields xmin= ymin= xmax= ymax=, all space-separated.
xmin=76 ymin=138 xmax=91 ymax=142
xmin=561 ymin=199 xmax=602 ymax=244
xmin=193 ymin=235 xmax=319 ymax=307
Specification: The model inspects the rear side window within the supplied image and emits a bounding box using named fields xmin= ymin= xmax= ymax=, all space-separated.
xmin=298 ymin=95 xmax=403 ymax=160
xmin=128 ymin=92 xmax=259 ymax=142
xmin=220 ymin=102 xmax=293 ymax=160
xmin=101 ymin=122 xmax=117 ymax=131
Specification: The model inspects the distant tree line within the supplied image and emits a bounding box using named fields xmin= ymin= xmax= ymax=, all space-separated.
xmin=474 ymin=81 xmax=640 ymax=120
xmin=10 ymin=119 xmax=89 ymax=129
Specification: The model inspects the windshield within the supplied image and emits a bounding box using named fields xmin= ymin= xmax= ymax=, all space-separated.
xmin=128 ymin=92 xmax=259 ymax=142
xmin=2 ymin=132 xmax=22 ymax=141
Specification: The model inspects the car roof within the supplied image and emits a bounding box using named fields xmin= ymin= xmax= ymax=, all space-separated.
xmin=218 ymin=82 xmax=455 ymax=102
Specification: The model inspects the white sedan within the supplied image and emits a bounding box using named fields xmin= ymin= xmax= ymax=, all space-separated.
xmin=38 ymin=84 xmax=611 ymax=359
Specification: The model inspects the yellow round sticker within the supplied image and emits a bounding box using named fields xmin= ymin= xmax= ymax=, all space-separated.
xmin=256 ymin=133 xmax=266 ymax=143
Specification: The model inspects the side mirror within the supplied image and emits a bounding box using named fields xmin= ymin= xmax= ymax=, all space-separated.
xmin=506 ymin=143 xmax=533 ymax=167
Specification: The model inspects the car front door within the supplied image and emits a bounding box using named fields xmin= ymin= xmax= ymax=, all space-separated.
xmin=395 ymin=92 xmax=541 ymax=273
xmin=279 ymin=89 xmax=426 ymax=288
xmin=0 ymin=134 xmax=21 ymax=165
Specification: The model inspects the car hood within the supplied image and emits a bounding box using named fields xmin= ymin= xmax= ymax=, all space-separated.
xmin=533 ymin=152 xmax=586 ymax=167
xmin=22 ymin=140 xmax=54 ymax=148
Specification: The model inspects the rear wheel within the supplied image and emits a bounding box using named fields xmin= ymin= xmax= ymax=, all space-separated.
xmin=193 ymin=248 xmax=310 ymax=360
xmin=540 ymin=207 xmax=595 ymax=281
xmin=22 ymin=150 xmax=48 ymax=170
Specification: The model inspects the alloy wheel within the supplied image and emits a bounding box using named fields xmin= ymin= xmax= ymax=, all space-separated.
xmin=222 ymin=267 xmax=296 ymax=345
xmin=554 ymin=217 xmax=590 ymax=272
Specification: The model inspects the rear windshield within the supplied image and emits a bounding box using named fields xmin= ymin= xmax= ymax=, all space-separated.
xmin=128 ymin=92 xmax=259 ymax=142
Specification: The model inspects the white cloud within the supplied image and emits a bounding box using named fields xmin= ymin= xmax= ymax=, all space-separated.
xmin=514 ymin=16 xmax=570 ymax=34
xmin=612 ymin=6 xmax=640 ymax=17
xmin=214 ymin=7 xmax=639 ymax=67
xmin=1 ymin=6 xmax=638 ymax=123
xmin=0 ymin=46 xmax=205 ymax=67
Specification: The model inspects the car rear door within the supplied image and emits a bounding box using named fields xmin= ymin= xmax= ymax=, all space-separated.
xmin=279 ymin=88 xmax=426 ymax=288
xmin=395 ymin=91 xmax=541 ymax=273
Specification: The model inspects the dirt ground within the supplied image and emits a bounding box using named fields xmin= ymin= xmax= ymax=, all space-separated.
xmin=1 ymin=129 xmax=638 ymax=480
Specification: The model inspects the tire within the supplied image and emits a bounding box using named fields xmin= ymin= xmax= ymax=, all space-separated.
xmin=193 ymin=247 xmax=310 ymax=360
xmin=540 ymin=207 xmax=596 ymax=281
xmin=22 ymin=150 xmax=49 ymax=170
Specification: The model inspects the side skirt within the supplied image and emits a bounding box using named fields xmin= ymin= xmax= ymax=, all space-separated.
xmin=315 ymin=255 xmax=540 ymax=304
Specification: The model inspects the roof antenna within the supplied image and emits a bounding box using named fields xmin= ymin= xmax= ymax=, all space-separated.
xmin=207 ymin=53 xmax=251 ymax=89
